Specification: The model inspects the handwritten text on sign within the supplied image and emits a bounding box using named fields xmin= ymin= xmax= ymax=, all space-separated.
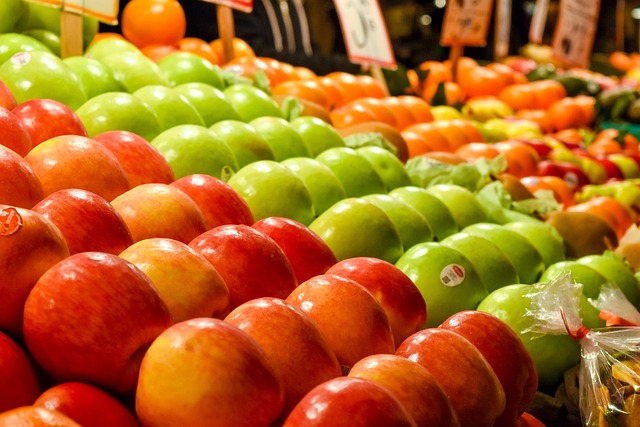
xmin=25 ymin=0 xmax=119 ymax=24
xmin=199 ymin=0 xmax=253 ymax=14
xmin=333 ymin=0 xmax=396 ymax=69
xmin=441 ymin=0 xmax=494 ymax=47
xmin=551 ymin=0 xmax=600 ymax=68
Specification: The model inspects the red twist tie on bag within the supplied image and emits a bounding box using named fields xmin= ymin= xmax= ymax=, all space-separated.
xmin=560 ymin=308 xmax=590 ymax=340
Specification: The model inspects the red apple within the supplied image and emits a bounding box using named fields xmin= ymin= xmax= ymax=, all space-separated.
xmin=439 ymin=310 xmax=538 ymax=426
xmin=189 ymin=224 xmax=298 ymax=311
xmin=33 ymin=382 xmax=140 ymax=427
xmin=514 ymin=138 xmax=553 ymax=159
xmin=348 ymin=354 xmax=460 ymax=427
xmin=32 ymin=189 xmax=133 ymax=255
xmin=252 ymin=216 xmax=338 ymax=284
xmin=111 ymin=183 xmax=208 ymax=244
xmin=0 ymin=105 xmax=32 ymax=156
xmin=24 ymin=135 xmax=131 ymax=201
xmin=12 ymin=98 xmax=88 ymax=148
xmin=225 ymin=297 xmax=342 ymax=420
xmin=0 ymin=406 xmax=81 ymax=426
xmin=22 ymin=252 xmax=172 ymax=394
xmin=170 ymin=173 xmax=254 ymax=228
xmin=536 ymin=160 xmax=590 ymax=189
xmin=282 ymin=376 xmax=417 ymax=427
xmin=0 ymin=205 xmax=69 ymax=337
xmin=395 ymin=328 xmax=506 ymax=427
xmin=286 ymin=274 xmax=395 ymax=368
xmin=93 ymin=130 xmax=175 ymax=187
xmin=135 ymin=317 xmax=284 ymax=427
xmin=325 ymin=257 xmax=426 ymax=345
xmin=0 ymin=144 xmax=43 ymax=208
xmin=595 ymin=155 xmax=625 ymax=181
xmin=0 ymin=331 xmax=41 ymax=413
xmin=0 ymin=80 xmax=17 ymax=110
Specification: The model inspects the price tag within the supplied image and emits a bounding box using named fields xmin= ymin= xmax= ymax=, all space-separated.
xmin=332 ymin=0 xmax=396 ymax=69
xmin=551 ymin=0 xmax=600 ymax=68
xmin=200 ymin=0 xmax=253 ymax=14
xmin=441 ymin=0 xmax=494 ymax=47
xmin=528 ymin=0 xmax=550 ymax=44
xmin=25 ymin=0 xmax=119 ymax=24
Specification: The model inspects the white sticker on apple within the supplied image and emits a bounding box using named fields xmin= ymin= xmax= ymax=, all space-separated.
xmin=440 ymin=264 xmax=465 ymax=287
xmin=0 ymin=207 xmax=23 ymax=236
xmin=11 ymin=51 xmax=31 ymax=66
xmin=563 ymin=171 xmax=579 ymax=189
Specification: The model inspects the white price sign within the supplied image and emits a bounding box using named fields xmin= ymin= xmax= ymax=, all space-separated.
xmin=551 ymin=0 xmax=600 ymax=68
xmin=25 ymin=0 xmax=119 ymax=24
xmin=441 ymin=0 xmax=494 ymax=47
xmin=333 ymin=0 xmax=396 ymax=69
xmin=199 ymin=0 xmax=253 ymax=14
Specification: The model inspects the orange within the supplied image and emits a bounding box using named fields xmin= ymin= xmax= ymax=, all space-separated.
xmin=292 ymin=66 xmax=317 ymax=80
xmin=272 ymin=80 xmax=329 ymax=110
xmin=498 ymin=83 xmax=537 ymax=111
xmin=567 ymin=196 xmax=634 ymax=239
xmin=222 ymin=56 xmax=278 ymax=86
xmin=352 ymin=98 xmax=397 ymax=127
xmin=402 ymin=122 xmax=453 ymax=152
xmin=356 ymin=75 xmax=387 ymax=98
xmin=314 ymin=76 xmax=346 ymax=110
xmin=546 ymin=97 xmax=588 ymax=132
xmin=380 ymin=96 xmax=417 ymax=130
xmin=515 ymin=109 xmax=554 ymax=134
xmin=520 ymin=175 xmax=576 ymax=207
xmin=257 ymin=57 xmax=292 ymax=86
xmin=457 ymin=65 xmax=507 ymax=99
xmin=609 ymin=51 xmax=633 ymax=71
xmin=210 ymin=37 xmax=255 ymax=63
xmin=179 ymin=37 xmax=221 ymax=65
xmin=325 ymin=71 xmax=367 ymax=106
xmin=396 ymin=95 xmax=434 ymax=124
xmin=141 ymin=44 xmax=179 ymax=62
xmin=329 ymin=103 xmax=378 ymax=129
xmin=454 ymin=142 xmax=501 ymax=162
xmin=494 ymin=140 xmax=540 ymax=178
xmin=121 ymin=0 xmax=186 ymax=48
xmin=531 ymin=80 xmax=567 ymax=109
xmin=401 ymin=130 xmax=430 ymax=158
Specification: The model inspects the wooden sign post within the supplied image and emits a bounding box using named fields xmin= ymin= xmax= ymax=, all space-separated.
xmin=551 ymin=0 xmax=601 ymax=69
xmin=529 ymin=0 xmax=550 ymax=44
xmin=494 ymin=0 xmax=511 ymax=60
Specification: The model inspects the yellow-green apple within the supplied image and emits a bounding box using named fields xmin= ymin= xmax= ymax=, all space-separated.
xmin=225 ymin=297 xmax=342 ymax=419
xmin=389 ymin=186 xmax=459 ymax=241
xmin=24 ymin=135 xmax=131 ymax=202
xmin=21 ymin=29 xmax=61 ymax=56
xmin=97 ymin=51 xmax=168 ymax=92
xmin=249 ymin=116 xmax=312 ymax=161
xmin=348 ymin=354 xmax=460 ymax=427
xmin=503 ymin=220 xmax=567 ymax=268
xmin=119 ymin=238 xmax=229 ymax=322
xmin=356 ymin=146 xmax=412 ymax=191
xmin=173 ymin=82 xmax=241 ymax=127
xmin=22 ymin=252 xmax=172 ymax=394
xmin=539 ymin=260 xmax=607 ymax=300
xmin=461 ymin=97 xmax=514 ymax=123
xmin=0 ymin=79 xmax=17 ymax=109
xmin=92 ymin=130 xmax=175 ymax=187
xmin=76 ymin=92 xmax=162 ymax=142
xmin=133 ymin=85 xmax=205 ymax=131
xmin=362 ymin=193 xmax=433 ymax=250
xmin=84 ymin=37 xmax=141 ymax=61
xmin=425 ymin=184 xmax=489 ymax=229
xmin=0 ymin=51 xmax=87 ymax=110
xmin=227 ymin=160 xmax=315 ymax=225
xmin=111 ymin=183 xmax=208 ymax=244
xmin=325 ymin=256 xmax=427 ymax=347
xmin=0 ymin=32 xmax=52 ymax=65
xmin=62 ymin=56 xmax=125 ymax=99
xmin=209 ymin=119 xmax=274 ymax=168
xmin=461 ymin=222 xmax=545 ymax=284
xmin=170 ymin=173 xmax=254 ymax=228
xmin=0 ymin=105 xmax=32 ymax=156
xmin=33 ymin=382 xmax=140 ymax=427
xmin=135 ymin=317 xmax=284 ymax=427
xmin=395 ymin=328 xmax=506 ymax=427
xmin=0 ymin=145 xmax=43 ymax=208
xmin=395 ymin=242 xmax=487 ymax=328
xmin=440 ymin=310 xmax=538 ymax=427
xmin=440 ymin=232 xmax=519 ymax=293
xmin=32 ymin=189 xmax=133 ymax=255
xmin=286 ymin=274 xmax=395 ymax=367
xmin=290 ymin=116 xmax=346 ymax=157
xmin=0 ymin=330 xmax=40 ymax=412
xmin=576 ymin=254 xmax=640 ymax=307
xmin=12 ymin=98 xmax=87 ymax=148
xmin=608 ymin=153 xmax=640 ymax=179
xmin=151 ymin=124 xmax=239 ymax=180
xmin=315 ymin=147 xmax=387 ymax=197
xmin=157 ymin=51 xmax=225 ymax=89
xmin=222 ymin=83 xmax=284 ymax=122
xmin=0 ymin=406 xmax=81 ymax=426
xmin=0 ymin=0 xmax=24 ymax=33
xmin=189 ymin=224 xmax=298 ymax=310
xmin=252 ymin=216 xmax=337 ymax=284
xmin=0 ymin=205 xmax=69 ymax=337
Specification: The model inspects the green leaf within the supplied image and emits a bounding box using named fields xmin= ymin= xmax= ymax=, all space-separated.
xmin=512 ymin=189 xmax=562 ymax=216
xmin=405 ymin=156 xmax=492 ymax=192
xmin=343 ymin=132 xmax=399 ymax=157
xmin=253 ymin=70 xmax=272 ymax=95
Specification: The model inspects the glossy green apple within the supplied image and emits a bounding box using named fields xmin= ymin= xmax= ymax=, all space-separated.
xmin=0 ymin=32 xmax=52 ymax=65
xmin=133 ymin=85 xmax=205 ymax=131
xmin=21 ymin=29 xmax=60 ymax=56
xmin=425 ymin=184 xmax=489 ymax=229
xmin=84 ymin=37 xmax=140 ymax=60
xmin=63 ymin=56 xmax=125 ymax=98
xmin=249 ymin=116 xmax=312 ymax=161
xmin=362 ymin=193 xmax=433 ymax=251
xmin=98 ymin=51 xmax=169 ymax=93
xmin=151 ymin=124 xmax=238 ymax=180
xmin=0 ymin=0 xmax=25 ymax=33
xmin=223 ymin=83 xmax=284 ymax=122
xmin=227 ymin=160 xmax=315 ymax=225
xmin=503 ymin=220 xmax=567 ymax=268
xmin=281 ymin=157 xmax=347 ymax=216
xmin=395 ymin=241 xmax=487 ymax=328
xmin=172 ymin=82 xmax=241 ymax=127
xmin=157 ymin=51 xmax=225 ymax=89
xmin=608 ymin=153 xmax=640 ymax=179
xmin=314 ymin=147 xmax=386 ymax=197
xmin=388 ymin=186 xmax=458 ymax=241
xmin=440 ymin=232 xmax=519 ymax=293
xmin=540 ymin=260 xmax=607 ymax=300
xmin=0 ymin=50 xmax=87 ymax=110
xmin=209 ymin=120 xmax=274 ymax=168
xmin=309 ymin=197 xmax=403 ymax=264
xmin=76 ymin=92 xmax=162 ymax=141
xmin=355 ymin=146 xmax=412 ymax=191
xmin=576 ymin=254 xmax=640 ymax=307
xmin=289 ymin=116 xmax=346 ymax=157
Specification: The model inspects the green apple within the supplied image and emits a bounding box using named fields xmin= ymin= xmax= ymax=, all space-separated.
xmin=21 ymin=29 xmax=60 ymax=56
xmin=281 ymin=157 xmax=347 ymax=216
xmin=157 ymin=52 xmax=225 ymax=89
xmin=461 ymin=98 xmax=514 ymax=123
xmin=395 ymin=241 xmax=487 ymax=328
xmin=76 ymin=92 xmax=162 ymax=141
xmin=362 ymin=193 xmax=433 ymax=251
xmin=84 ymin=37 xmax=140 ymax=60
xmin=355 ymin=146 xmax=412 ymax=191
xmin=289 ymin=116 xmax=346 ymax=157
xmin=540 ymin=261 xmax=608 ymax=300
xmin=98 ymin=51 xmax=169 ymax=93
xmin=133 ymin=85 xmax=205 ymax=131
xmin=576 ymin=254 xmax=640 ymax=308
xmin=0 ymin=0 xmax=25 ymax=33
xmin=440 ymin=232 xmax=519 ymax=293
xmin=223 ymin=83 xmax=284 ymax=122
xmin=0 ymin=50 xmax=87 ymax=110
xmin=608 ymin=154 xmax=640 ymax=179
xmin=209 ymin=119 xmax=274 ymax=168
xmin=314 ymin=147 xmax=386 ymax=197
xmin=0 ymin=33 xmax=52 ymax=65
xmin=249 ymin=116 xmax=312 ymax=161
xmin=425 ymin=184 xmax=489 ymax=229
xmin=462 ymin=222 xmax=545 ymax=284
xmin=227 ymin=160 xmax=315 ymax=225
xmin=151 ymin=124 xmax=239 ymax=180
xmin=503 ymin=220 xmax=567 ymax=268
xmin=172 ymin=82 xmax=241 ymax=127
xmin=62 ymin=56 xmax=125 ymax=99
xmin=309 ymin=197 xmax=403 ymax=264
